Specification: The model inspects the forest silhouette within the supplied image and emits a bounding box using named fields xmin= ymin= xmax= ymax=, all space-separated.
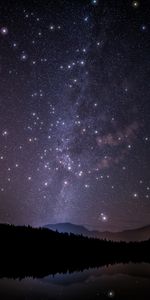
xmin=0 ymin=223 xmax=149 ymax=279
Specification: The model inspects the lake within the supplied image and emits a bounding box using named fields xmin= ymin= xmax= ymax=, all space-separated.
xmin=0 ymin=263 xmax=150 ymax=299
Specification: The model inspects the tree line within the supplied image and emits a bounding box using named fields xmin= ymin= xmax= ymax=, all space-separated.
xmin=0 ymin=223 xmax=149 ymax=278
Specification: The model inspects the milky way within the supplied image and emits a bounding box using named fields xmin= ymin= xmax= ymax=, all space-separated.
xmin=0 ymin=0 xmax=150 ymax=230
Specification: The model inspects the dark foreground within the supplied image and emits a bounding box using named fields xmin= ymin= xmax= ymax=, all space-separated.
xmin=1 ymin=263 xmax=150 ymax=300
xmin=0 ymin=224 xmax=149 ymax=279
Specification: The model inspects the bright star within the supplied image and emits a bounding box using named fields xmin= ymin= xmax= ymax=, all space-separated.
xmin=132 ymin=1 xmax=139 ymax=8
xmin=92 ymin=0 xmax=98 ymax=5
xmin=0 ymin=27 xmax=8 ymax=35
xmin=2 ymin=130 xmax=8 ymax=136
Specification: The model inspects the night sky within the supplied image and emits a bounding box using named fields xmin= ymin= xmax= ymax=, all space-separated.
xmin=0 ymin=0 xmax=150 ymax=231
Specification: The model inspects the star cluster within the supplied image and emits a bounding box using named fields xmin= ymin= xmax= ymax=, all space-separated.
xmin=0 ymin=0 xmax=150 ymax=230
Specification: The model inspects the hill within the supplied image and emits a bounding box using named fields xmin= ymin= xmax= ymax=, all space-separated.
xmin=44 ymin=222 xmax=90 ymax=235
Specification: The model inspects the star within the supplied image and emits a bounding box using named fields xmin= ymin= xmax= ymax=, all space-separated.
xmin=49 ymin=25 xmax=55 ymax=31
xmin=99 ymin=213 xmax=108 ymax=222
xmin=85 ymin=184 xmax=90 ymax=188
xmin=13 ymin=42 xmax=17 ymax=48
xmin=64 ymin=181 xmax=68 ymax=186
xmin=133 ymin=193 xmax=138 ymax=198
xmin=20 ymin=53 xmax=28 ymax=61
xmin=2 ymin=130 xmax=8 ymax=136
xmin=78 ymin=171 xmax=83 ymax=177
xmin=84 ymin=16 xmax=89 ymax=22
xmin=92 ymin=0 xmax=98 ymax=5
xmin=0 ymin=27 xmax=8 ymax=35
xmin=132 ymin=1 xmax=139 ymax=8
xmin=141 ymin=25 xmax=147 ymax=31
xmin=108 ymin=290 xmax=115 ymax=298
xmin=80 ymin=60 xmax=85 ymax=65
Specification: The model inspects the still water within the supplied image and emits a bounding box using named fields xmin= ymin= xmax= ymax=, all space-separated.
xmin=0 ymin=263 xmax=150 ymax=300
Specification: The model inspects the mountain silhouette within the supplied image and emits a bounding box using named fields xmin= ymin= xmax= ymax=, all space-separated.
xmin=44 ymin=222 xmax=89 ymax=235
xmin=45 ymin=223 xmax=150 ymax=241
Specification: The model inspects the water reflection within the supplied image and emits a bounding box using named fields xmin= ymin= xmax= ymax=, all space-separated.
xmin=0 ymin=263 xmax=150 ymax=300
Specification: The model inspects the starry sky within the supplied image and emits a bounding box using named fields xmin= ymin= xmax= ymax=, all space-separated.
xmin=0 ymin=0 xmax=150 ymax=231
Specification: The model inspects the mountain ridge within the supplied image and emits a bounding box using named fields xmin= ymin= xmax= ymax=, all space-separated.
xmin=44 ymin=222 xmax=150 ymax=241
